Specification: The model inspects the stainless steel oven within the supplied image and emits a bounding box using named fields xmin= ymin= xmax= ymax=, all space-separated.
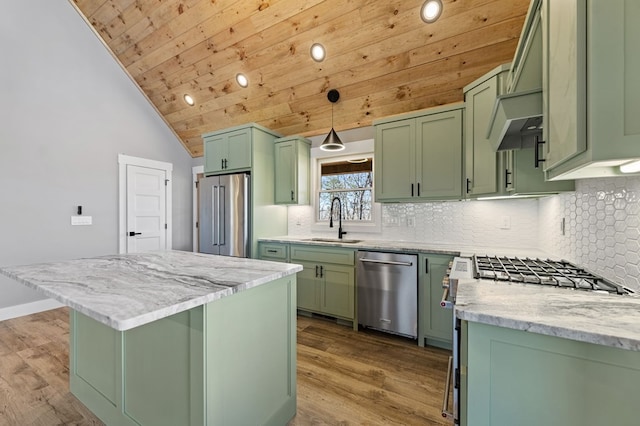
xmin=440 ymin=257 xmax=472 ymax=424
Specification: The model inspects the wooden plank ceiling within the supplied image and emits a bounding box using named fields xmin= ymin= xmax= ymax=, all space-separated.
xmin=71 ymin=0 xmax=530 ymax=157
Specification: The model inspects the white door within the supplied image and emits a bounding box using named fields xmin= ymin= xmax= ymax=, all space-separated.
xmin=119 ymin=154 xmax=173 ymax=254
xmin=126 ymin=165 xmax=167 ymax=253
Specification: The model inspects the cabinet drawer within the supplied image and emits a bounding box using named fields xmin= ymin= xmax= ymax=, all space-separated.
xmin=290 ymin=245 xmax=355 ymax=266
xmin=258 ymin=243 xmax=288 ymax=261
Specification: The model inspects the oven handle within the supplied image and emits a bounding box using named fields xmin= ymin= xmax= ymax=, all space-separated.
xmin=359 ymin=258 xmax=413 ymax=267
xmin=440 ymin=286 xmax=453 ymax=309
xmin=441 ymin=355 xmax=454 ymax=420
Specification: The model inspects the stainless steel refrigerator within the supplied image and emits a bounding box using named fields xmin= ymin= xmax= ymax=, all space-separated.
xmin=198 ymin=173 xmax=250 ymax=257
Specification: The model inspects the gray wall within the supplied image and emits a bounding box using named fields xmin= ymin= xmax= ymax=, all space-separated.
xmin=0 ymin=1 xmax=194 ymax=310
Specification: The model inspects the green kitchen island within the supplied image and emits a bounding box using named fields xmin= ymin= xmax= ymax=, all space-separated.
xmin=0 ymin=250 xmax=302 ymax=426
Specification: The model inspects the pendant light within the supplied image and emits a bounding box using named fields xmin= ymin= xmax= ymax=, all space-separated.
xmin=320 ymin=89 xmax=345 ymax=151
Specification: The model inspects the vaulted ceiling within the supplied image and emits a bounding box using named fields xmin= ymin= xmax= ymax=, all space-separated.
xmin=70 ymin=0 xmax=530 ymax=157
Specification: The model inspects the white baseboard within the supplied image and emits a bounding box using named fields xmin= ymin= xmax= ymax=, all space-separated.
xmin=0 ymin=299 xmax=64 ymax=322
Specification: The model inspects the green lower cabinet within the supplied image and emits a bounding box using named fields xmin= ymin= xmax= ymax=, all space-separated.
xmin=296 ymin=261 xmax=321 ymax=312
xmin=464 ymin=321 xmax=640 ymax=426
xmin=418 ymin=253 xmax=453 ymax=349
xmin=290 ymin=245 xmax=355 ymax=321
xmin=257 ymin=242 xmax=289 ymax=262
xmin=319 ymin=263 xmax=355 ymax=319
xmin=70 ymin=275 xmax=296 ymax=426
xmin=296 ymin=260 xmax=355 ymax=320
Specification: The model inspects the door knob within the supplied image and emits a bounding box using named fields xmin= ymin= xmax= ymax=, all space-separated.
xmin=129 ymin=231 xmax=142 ymax=236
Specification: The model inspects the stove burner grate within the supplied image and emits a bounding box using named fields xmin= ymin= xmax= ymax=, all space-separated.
xmin=473 ymin=255 xmax=634 ymax=295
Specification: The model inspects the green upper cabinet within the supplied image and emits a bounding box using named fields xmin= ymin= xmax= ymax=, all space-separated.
xmin=503 ymin=148 xmax=574 ymax=195
xmin=542 ymin=0 xmax=640 ymax=180
xmin=374 ymin=103 xmax=464 ymax=202
xmin=201 ymin=123 xmax=287 ymax=257
xmin=274 ymin=136 xmax=311 ymax=205
xmin=418 ymin=253 xmax=453 ymax=350
xmin=464 ymin=64 xmax=510 ymax=198
xmin=203 ymin=127 xmax=253 ymax=174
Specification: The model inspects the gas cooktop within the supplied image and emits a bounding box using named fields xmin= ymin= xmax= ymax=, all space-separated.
xmin=473 ymin=255 xmax=634 ymax=295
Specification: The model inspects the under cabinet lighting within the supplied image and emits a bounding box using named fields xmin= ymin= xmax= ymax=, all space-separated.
xmin=183 ymin=94 xmax=195 ymax=106
xmin=620 ymin=160 xmax=640 ymax=174
xmin=236 ymin=73 xmax=249 ymax=88
xmin=310 ymin=43 xmax=326 ymax=62
xmin=420 ymin=0 xmax=443 ymax=23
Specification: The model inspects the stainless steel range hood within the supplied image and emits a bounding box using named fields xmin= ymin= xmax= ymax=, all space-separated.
xmin=486 ymin=88 xmax=542 ymax=151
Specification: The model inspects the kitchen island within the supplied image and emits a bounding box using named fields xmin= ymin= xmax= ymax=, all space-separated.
xmin=455 ymin=279 xmax=640 ymax=426
xmin=0 ymin=250 xmax=302 ymax=426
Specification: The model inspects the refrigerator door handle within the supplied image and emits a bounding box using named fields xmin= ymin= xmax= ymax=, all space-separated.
xmin=219 ymin=185 xmax=225 ymax=246
xmin=212 ymin=185 xmax=219 ymax=246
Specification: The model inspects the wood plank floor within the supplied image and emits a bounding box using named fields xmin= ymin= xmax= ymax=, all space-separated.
xmin=0 ymin=308 xmax=451 ymax=425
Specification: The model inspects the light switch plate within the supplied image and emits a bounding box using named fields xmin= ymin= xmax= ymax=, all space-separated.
xmin=71 ymin=216 xmax=92 ymax=226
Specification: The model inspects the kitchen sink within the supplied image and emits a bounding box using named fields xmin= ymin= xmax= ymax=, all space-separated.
xmin=302 ymin=238 xmax=362 ymax=244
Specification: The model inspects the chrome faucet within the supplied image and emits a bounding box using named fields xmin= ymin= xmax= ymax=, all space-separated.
xmin=329 ymin=197 xmax=347 ymax=239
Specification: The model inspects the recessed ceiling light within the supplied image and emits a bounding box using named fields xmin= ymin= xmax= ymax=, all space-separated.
xmin=236 ymin=73 xmax=249 ymax=88
xmin=420 ymin=0 xmax=443 ymax=23
xmin=310 ymin=43 xmax=326 ymax=62
xmin=183 ymin=94 xmax=195 ymax=106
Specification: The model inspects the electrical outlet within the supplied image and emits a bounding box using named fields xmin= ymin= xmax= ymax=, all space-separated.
xmin=500 ymin=215 xmax=511 ymax=230
xmin=71 ymin=216 xmax=92 ymax=226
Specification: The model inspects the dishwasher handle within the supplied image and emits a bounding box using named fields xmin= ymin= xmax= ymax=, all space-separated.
xmin=359 ymin=258 xmax=414 ymax=267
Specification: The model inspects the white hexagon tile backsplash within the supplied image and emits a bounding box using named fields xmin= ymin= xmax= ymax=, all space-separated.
xmin=287 ymin=176 xmax=640 ymax=291
xmin=540 ymin=176 xmax=640 ymax=292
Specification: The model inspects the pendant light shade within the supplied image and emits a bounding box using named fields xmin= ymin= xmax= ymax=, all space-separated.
xmin=320 ymin=89 xmax=345 ymax=152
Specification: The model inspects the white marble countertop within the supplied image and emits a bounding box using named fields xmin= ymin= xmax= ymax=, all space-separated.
xmin=0 ymin=250 xmax=302 ymax=331
xmin=455 ymin=278 xmax=640 ymax=351
xmin=259 ymin=236 xmax=551 ymax=258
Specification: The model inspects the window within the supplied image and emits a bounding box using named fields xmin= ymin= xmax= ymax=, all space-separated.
xmin=317 ymin=158 xmax=373 ymax=223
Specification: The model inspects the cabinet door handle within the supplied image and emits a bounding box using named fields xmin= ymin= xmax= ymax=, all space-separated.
xmin=291 ymin=190 xmax=294 ymax=201
xmin=315 ymin=265 xmax=319 ymax=278
xmin=466 ymin=178 xmax=471 ymax=194
xmin=417 ymin=182 xmax=421 ymax=197
xmin=411 ymin=183 xmax=414 ymax=197
xmin=425 ymin=258 xmax=429 ymax=273
xmin=224 ymin=159 xmax=228 ymax=169
xmin=505 ymin=169 xmax=512 ymax=188
xmin=266 ymin=249 xmax=277 ymax=253
xmin=320 ymin=265 xmax=323 ymax=277
xmin=535 ymin=136 xmax=546 ymax=168
xmin=221 ymin=159 xmax=224 ymax=169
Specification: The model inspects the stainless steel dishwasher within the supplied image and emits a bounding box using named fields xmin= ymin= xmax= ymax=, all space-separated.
xmin=356 ymin=251 xmax=418 ymax=339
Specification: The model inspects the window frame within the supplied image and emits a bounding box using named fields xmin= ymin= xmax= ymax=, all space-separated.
xmin=309 ymin=139 xmax=382 ymax=234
